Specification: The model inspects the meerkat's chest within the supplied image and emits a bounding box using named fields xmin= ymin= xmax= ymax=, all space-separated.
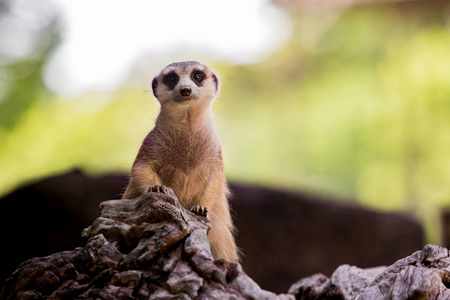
xmin=160 ymin=137 xmax=212 ymax=171
xmin=154 ymin=137 xmax=219 ymax=201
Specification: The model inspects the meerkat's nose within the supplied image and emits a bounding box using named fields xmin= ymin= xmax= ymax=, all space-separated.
xmin=180 ymin=87 xmax=192 ymax=97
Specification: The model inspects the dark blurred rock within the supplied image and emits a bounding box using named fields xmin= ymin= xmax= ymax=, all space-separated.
xmin=0 ymin=170 xmax=425 ymax=293
xmin=289 ymin=244 xmax=450 ymax=299
xmin=0 ymin=170 xmax=127 ymax=289
xmin=231 ymin=184 xmax=425 ymax=292
xmin=0 ymin=190 xmax=293 ymax=300
xmin=441 ymin=208 xmax=450 ymax=250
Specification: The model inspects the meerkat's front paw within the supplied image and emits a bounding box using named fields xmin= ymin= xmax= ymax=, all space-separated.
xmin=191 ymin=205 xmax=208 ymax=217
xmin=148 ymin=185 xmax=168 ymax=194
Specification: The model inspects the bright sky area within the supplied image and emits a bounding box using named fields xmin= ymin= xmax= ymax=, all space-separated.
xmin=44 ymin=0 xmax=291 ymax=97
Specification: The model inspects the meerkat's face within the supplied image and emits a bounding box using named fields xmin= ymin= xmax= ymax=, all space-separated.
xmin=152 ymin=61 xmax=219 ymax=107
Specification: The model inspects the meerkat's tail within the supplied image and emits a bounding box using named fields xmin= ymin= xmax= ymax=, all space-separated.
xmin=207 ymin=194 xmax=240 ymax=262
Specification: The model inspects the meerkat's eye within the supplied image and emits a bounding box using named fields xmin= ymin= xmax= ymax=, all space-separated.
xmin=162 ymin=71 xmax=179 ymax=89
xmin=192 ymin=71 xmax=205 ymax=83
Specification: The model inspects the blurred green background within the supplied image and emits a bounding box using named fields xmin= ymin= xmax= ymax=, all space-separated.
xmin=1 ymin=0 xmax=450 ymax=243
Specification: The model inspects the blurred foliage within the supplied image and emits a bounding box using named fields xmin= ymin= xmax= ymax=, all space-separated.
xmin=1 ymin=1 xmax=450 ymax=242
xmin=0 ymin=0 xmax=60 ymax=129
xmin=217 ymin=2 xmax=450 ymax=242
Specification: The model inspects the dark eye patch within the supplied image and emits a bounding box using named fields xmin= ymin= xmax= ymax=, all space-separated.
xmin=162 ymin=71 xmax=179 ymax=90
xmin=191 ymin=70 xmax=206 ymax=86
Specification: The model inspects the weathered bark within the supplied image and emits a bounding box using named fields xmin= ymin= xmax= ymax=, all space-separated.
xmin=0 ymin=189 xmax=293 ymax=300
xmin=2 ymin=185 xmax=449 ymax=299
xmin=0 ymin=170 xmax=424 ymax=293
xmin=289 ymin=244 xmax=450 ymax=300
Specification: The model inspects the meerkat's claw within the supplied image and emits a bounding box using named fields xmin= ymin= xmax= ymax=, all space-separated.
xmin=191 ymin=205 xmax=208 ymax=217
xmin=148 ymin=185 xmax=167 ymax=194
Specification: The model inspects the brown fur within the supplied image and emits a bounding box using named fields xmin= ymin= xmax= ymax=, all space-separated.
xmin=123 ymin=61 xmax=239 ymax=262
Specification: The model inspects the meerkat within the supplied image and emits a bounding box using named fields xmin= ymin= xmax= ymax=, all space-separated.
xmin=122 ymin=61 xmax=239 ymax=262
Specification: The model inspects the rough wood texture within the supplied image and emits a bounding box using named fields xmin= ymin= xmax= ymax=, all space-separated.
xmin=289 ymin=244 xmax=450 ymax=300
xmin=0 ymin=189 xmax=293 ymax=300
xmin=1 ymin=185 xmax=448 ymax=299
xmin=0 ymin=170 xmax=424 ymax=293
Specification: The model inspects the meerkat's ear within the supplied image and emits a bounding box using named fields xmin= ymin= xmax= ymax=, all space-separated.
xmin=151 ymin=76 xmax=158 ymax=98
xmin=211 ymin=73 xmax=219 ymax=92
